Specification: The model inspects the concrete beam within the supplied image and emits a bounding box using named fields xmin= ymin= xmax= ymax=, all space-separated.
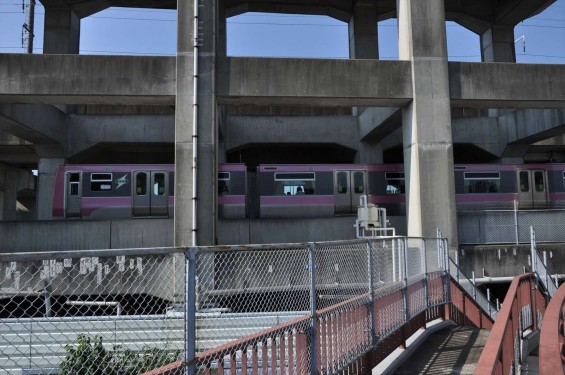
xmin=67 ymin=114 xmax=174 ymax=157
xmin=0 ymin=146 xmax=37 ymax=164
xmin=216 ymin=57 xmax=413 ymax=107
xmin=225 ymin=115 xmax=358 ymax=151
xmin=495 ymin=0 xmax=555 ymax=25
xmin=449 ymin=62 xmax=565 ymax=108
xmin=500 ymin=109 xmax=565 ymax=145
xmin=0 ymin=104 xmax=66 ymax=145
xmin=3 ymin=55 xmax=565 ymax=109
xmin=225 ymin=3 xmax=352 ymax=22
xmin=359 ymin=108 xmax=402 ymax=141
xmin=0 ymin=54 xmax=175 ymax=105
xmin=452 ymin=117 xmax=501 ymax=156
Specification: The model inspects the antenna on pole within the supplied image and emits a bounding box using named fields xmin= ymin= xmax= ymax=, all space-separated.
xmin=514 ymin=34 xmax=526 ymax=54
xmin=21 ymin=0 xmax=36 ymax=53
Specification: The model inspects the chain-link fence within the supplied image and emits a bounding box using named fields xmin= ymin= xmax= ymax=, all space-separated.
xmin=458 ymin=208 xmax=565 ymax=244
xmin=0 ymin=247 xmax=186 ymax=375
xmin=0 ymin=237 xmax=454 ymax=375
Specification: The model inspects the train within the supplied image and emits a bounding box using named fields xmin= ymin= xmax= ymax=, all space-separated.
xmin=51 ymin=163 xmax=565 ymax=220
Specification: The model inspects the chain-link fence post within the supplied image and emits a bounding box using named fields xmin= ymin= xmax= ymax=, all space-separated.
xmin=514 ymin=200 xmax=519 ymax=244
xmin=186 ymin=247 xmax=197 ymax=375
xmin=530 ymin=226 xmax=540 ymax=292
xmin=308 ymin=242 xmax=318 ymax=375
xmin=422 ymin=239 xmax=429 ymax=309
xmin=367 ymin=240 xmax=376 ymax=346
xmin=402 ymin=238 xmax=410 ymax=322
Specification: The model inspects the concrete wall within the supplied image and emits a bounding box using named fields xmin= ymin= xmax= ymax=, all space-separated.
xmin=459 ymin=243 xmax=565 ymax=279
xmin=0 ymin=219 xmax=174 ymax=252
xmin=0 ymin=216 xmax=408 ymax=251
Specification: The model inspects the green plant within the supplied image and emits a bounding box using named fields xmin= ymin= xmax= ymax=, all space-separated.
xmin=59 ymin=334 xmax=181 ymax=375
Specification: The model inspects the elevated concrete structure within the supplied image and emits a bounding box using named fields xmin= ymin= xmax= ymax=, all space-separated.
xmin=0 ymin=0 xmax=563 ymax=250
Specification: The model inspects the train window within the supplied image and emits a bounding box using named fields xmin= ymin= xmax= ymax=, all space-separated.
xmin=385 ymin=172 xmax=405 ymax=195
xmin=274 ymin=172 xmax=315 ymax=195
xmin=218 ymin=172 xmax=230 ymax=195
xmin=353 ymin=171 xmax=365 ymax=193
xmin=534 ymin=171 xmax=545 ymax=192
xmin=90 ymin=173 xmax=112 ymax=191
xmin=136 ymin=173 xmax=147 ymax=195
xmin=519 ymin=171 xmax=529 ymax=192
xmin=153 ymin=173 xmax=165 ymax=195
xmin=336 ymin=172 xmax=348 ymax=194
xmin=68 ymin=173 xmax=80 ymax=195
xmin=464 ymin=172 xmax=500 ymax=193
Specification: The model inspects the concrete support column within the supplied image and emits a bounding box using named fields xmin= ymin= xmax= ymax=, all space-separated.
xmin=480 ymin=25 xmax=516 ymax=63
xmin=397 ymin=0 xmax=458 ymax=247
xmin=43 ymin=7 xmax=80 ymax=54
xmin=348 ymin=1 xmax=379 ymax=59
xmin=36 ymin=157 xmax=64 ymax=220
xmin=175 ymin=0 xmax=217 ymax=247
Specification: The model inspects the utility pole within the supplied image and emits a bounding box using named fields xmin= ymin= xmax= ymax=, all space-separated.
xmin=22 ymin=0 xmax=36 ymax=53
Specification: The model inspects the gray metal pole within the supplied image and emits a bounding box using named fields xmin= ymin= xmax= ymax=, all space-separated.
xmin=308 ymin=243 xmax=318 ymax=374
xmin=402 ymin=238 xmax=410 ymax=322
xmin=367 ymin=240 xmax=376 ymax=346
xmin=514 ymin=200 xmax=519 ymax=244
xmin=186 ymin=247 xmax=197 ymax=375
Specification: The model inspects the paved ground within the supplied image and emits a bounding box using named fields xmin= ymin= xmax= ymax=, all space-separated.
xmin=393 ymin=326 xmax=490 ymax=374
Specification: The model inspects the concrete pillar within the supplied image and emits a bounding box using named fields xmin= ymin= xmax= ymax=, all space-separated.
xmin=43 ymin=7 xmax=80 ymax=54
xmin=480 ymin=25 xmax=516 ymax=63
xmin=36 ymin=157 xmax=64 ymax=220
xmin=348 ymin=1 xmax=379 ymax=59
xmin=175 ymin=0 xmax=217 ymax=247
xmin=397 ymin=0 xmax=458 ymax=247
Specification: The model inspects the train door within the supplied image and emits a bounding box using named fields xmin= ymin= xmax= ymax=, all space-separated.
xmin=334 ymin=170 xmax=367 ymax=214
xmin=517 ymin=169 xmax=548 ymax=209
xmin=132 ymin=170 xmax=169 ymax=217
xmin=65 ymin=171 xmax=82 ymax=218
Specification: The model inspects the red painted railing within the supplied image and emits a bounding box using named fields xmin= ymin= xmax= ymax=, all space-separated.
xmin=475 ymin=273 xmax=547 ymax=375
xmin=143 ymin=270 xmax=495 ymax=375
xmin=539 ymin=281 xmax=565 ymax=375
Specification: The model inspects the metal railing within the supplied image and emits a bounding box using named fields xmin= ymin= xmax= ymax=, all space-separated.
xmin=0 ymin=234 xmax=501 ymax=375
xmin=475 ymin=273 xmax=547 ymax=375
xmin=0 ymin=237 xmax=447 ymax=375
xmin=530 ymin=226 xmax=558 ymax=298
xmin=539 ymin=281 xmax=565 ymax=375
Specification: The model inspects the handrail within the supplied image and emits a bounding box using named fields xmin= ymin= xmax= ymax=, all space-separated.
xmin=142 ymin=272 xmax=450 ymax=375
xmin=539 ymin=281 xmax=565 ymax=375
xmin=475 ymin=273 xmax=546 ymax=374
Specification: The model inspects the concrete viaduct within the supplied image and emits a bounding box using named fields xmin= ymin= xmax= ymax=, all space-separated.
xmin=0 ymin=0 xmax=564 ymax=251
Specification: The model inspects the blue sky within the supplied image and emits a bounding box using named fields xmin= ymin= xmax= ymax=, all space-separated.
xmin=0 ymin=0 xmax=564 ymax=63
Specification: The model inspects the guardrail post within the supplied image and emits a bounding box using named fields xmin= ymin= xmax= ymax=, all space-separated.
xmin=308 ymin=242 xmax=318 ymax=375
xmin=367 ymin=240 xmax=376 ymax=346
xmin=186 ymin=247 xmax=197 ymax=375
